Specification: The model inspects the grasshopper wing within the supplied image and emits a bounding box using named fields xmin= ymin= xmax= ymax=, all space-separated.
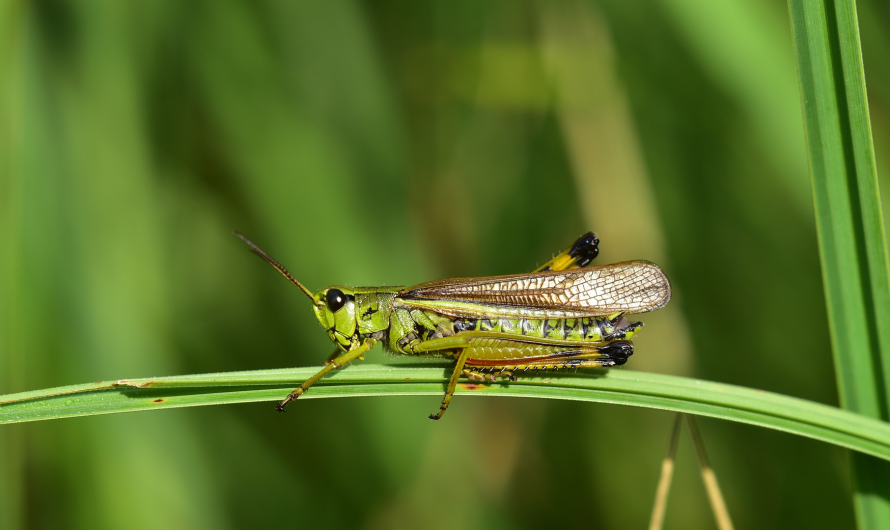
xmin=397 ymin=260 xmax=671 ymax=318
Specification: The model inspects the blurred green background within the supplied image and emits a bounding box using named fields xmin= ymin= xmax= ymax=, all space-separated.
xmin=2 ymin=0 xmax=890 ymax=528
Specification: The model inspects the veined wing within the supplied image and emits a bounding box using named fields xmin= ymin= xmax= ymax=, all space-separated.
xmin=397 ymin=260 xmax=671 ymax=318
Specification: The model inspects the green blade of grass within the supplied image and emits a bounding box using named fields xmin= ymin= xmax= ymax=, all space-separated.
xmin=788 ymin=0 xmax=890 ymax=525
xmin=3 ymin=365 xmax=890 ymax=462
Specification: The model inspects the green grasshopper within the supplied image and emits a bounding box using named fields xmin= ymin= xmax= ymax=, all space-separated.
xmin=236 ymin=232 xmax=670 ymax=419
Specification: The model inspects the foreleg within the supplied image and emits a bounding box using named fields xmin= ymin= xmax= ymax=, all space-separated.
xmin=277 ymin=338 xmax=377 ymax=412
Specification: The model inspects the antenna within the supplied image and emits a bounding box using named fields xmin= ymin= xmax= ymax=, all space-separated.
xmin=234 ymin=232 xmax=316 ymax=302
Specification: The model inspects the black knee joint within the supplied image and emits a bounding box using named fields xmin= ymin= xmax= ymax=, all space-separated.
xmin=600 ymin=341 xmax=633 ymax=365
xmin=569 ymin=232 xmax=600 ymax=267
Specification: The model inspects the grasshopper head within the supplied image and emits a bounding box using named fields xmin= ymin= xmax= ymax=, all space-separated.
xmin=312 ymin=286 xmax=358 ymax=351
xmin=234 ymin=233 xmax=360 ymax=351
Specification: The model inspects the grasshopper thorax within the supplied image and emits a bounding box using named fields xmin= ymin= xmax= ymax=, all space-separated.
xmin=312 ymin=286 xmax=358 ymax=351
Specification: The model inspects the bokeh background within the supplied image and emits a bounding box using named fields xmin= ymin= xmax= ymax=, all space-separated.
xmin=2 ymin=0 xmax=890 ymax=528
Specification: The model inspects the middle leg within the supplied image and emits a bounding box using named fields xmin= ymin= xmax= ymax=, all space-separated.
xmin=429 ymin=348 xmax=471 ymax=421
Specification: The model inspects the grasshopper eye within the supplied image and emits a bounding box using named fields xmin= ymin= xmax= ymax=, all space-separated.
xmin=325 ymin=289 xmax=348 ymax=312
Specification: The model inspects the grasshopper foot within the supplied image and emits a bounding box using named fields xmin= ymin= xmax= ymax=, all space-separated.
xmin=429 ymin=398 xmax=452 ymax=420
xmin=276 ymin=388 xmax=305 ymax=413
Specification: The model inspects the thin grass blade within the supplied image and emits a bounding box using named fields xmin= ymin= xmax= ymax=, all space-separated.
xmin=648 ymin=413 xmax=683 ymax=530
xmin=787 ymin=0 xmax=890 ymax=525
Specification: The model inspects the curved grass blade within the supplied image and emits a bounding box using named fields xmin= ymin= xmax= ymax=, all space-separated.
xmin=788 ymin=0 xmax=890 ymax=525
xmin=3 ymin=365 xmax=890 ymax=464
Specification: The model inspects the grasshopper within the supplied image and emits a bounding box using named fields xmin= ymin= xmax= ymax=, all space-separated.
xmin=236 ymin=232 xmax=670 ymax=419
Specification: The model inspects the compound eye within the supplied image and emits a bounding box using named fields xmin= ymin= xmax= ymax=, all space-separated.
xmin=325 ymin=288 xmax=347 ymax=312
